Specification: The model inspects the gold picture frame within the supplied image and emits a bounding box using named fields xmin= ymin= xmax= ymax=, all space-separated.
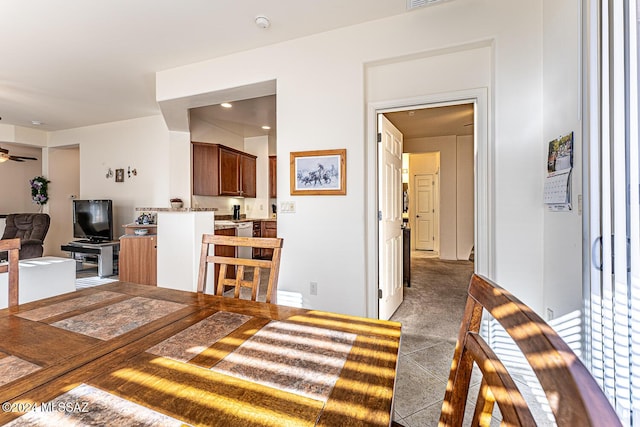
xmin=290 ymin=149 xmax=346 ymax=195
xmin=115 ymin=168 xmax=124 ymax=182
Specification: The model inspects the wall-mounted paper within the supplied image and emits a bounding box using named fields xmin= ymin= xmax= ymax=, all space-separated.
xmin=544 ymin=132 xmax=573 ymax=211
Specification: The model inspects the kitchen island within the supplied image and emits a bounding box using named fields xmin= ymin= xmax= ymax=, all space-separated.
xmin=134 ymin=207 xmax=217 ymax=292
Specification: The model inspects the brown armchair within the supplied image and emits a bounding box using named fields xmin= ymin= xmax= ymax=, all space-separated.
xmin=1 ymin=213 xmax=50 ymax=260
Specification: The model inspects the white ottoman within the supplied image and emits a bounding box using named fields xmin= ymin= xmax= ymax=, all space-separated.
xmin=0 ymin=256 xmax=76 ymax=309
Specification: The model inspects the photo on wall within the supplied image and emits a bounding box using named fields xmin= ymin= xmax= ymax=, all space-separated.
xmin=290 ymin=149 xmax=346 ymax=196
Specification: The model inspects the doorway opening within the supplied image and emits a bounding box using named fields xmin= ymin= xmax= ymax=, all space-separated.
xmin=368 ymin=88 xmax=490 ymax=320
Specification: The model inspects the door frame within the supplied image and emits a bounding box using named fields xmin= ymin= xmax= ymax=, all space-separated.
xmin=365 ymin=88 xmax=492 ymax=318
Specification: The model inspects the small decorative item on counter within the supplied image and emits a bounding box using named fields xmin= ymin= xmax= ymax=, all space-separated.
xmin=136 ymin=212 xmax=155 ymax=225
xmin=170 ymin=198 xmax=183 ymax=209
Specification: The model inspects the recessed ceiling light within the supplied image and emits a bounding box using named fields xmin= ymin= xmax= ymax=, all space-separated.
xmin=31 ymin=120 xmax=42 ymax=126
xmin=261 ymin=125 xmax=271 ymax=130
xmin=221 ymin=103 xmax=232 ymax=108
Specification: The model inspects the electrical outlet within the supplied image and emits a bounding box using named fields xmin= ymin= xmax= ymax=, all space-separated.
xmin=310 ymin=281 xmax=318 ymax=296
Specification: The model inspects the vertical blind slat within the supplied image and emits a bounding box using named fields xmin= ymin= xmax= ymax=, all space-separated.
xmin=587 ymin=0 xmax=640 ymax=424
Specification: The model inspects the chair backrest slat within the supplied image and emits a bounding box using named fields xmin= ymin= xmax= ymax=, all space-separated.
xmin=197 ymin=234 xmax=283 ymax=303
xmin=0 ymin=238 xmax=21 ymax=308
xmin=439 ymin=274 xmax=621 ymax=426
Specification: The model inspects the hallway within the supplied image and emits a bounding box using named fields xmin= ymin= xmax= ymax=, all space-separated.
xmin=390 ymin=256 xmax=474 ymax=426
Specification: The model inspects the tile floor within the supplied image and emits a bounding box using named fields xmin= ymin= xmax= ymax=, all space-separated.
xmin=389 ymin=254 xmax=475 ymax=426
xmin=389 ymin=254 xmax=555 ymax=427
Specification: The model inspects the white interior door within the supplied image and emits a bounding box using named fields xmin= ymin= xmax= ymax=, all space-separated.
xmin=378 ymin=114 xmax=403 ymax=320
xmin=415 ymin=174 xmax=435 ymax=250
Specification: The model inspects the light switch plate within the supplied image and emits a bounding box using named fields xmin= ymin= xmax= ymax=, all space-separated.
xmin=280 ymin=201 xmax=296 ymax=213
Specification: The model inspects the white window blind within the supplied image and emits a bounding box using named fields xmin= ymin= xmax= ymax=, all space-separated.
xmin=584 ymin=0 xmax=640 ymax=424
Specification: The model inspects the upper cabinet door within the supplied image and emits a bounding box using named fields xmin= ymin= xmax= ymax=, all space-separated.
xmin=192 ymin=142 xmax=258 ymax=198
xmin=241 ymin=154 xmax=257 ymax=198
xmin=219 ymin=147 xmax=241 ymax=196
xmin=192 ymin=143 xmax=219 ymax=196
xmin=269 ymin=156 xmax=277 ymax=198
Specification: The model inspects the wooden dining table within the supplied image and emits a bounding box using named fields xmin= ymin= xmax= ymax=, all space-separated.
xmin=0 ymin=282 xmax=401 ymax=426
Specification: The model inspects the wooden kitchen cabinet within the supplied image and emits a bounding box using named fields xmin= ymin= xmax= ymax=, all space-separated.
xmin=252 ymin=221 xmax=262 ymax=259
xmin=269 ymin=156 xmax=277 ymax=198
xmin=252 ymin=220 xmax=277 ymax=259
xmin=214 ymin=226 xmax=236 ymax=290
xmin=219 ymin=146 xmax=240 ymax=196
xmin=241 ymin=154 xmax=257 ymax=198
xmin=192 ymin=142 xmax=257 ymax=197
xmin=119 ymin=235 xmax=157 ymax=286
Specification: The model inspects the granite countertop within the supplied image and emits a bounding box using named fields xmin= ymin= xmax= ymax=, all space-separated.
xmin=135 ymin=207 xmax=218 ymax=212
xmin=213 ymin=217 xmax=276 ymax=230
xmin=215 ymin=216 xmax=276 ymax=223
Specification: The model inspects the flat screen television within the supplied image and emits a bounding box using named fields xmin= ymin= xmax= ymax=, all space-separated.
xmin=72 ymin=199 xmax=114 ymax=242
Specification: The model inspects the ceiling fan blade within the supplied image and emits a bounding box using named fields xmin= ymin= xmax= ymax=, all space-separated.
xmin=8 ymin=157 xmax=25 ymax=162
xmin=10 ymin=156 xmax=37 ymax=160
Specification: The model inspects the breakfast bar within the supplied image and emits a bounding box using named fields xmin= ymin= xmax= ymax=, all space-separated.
xmin=0 ymin=282 xmax=401 ymax=426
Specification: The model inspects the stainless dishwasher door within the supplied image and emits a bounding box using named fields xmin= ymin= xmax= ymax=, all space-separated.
xmin=236 ymin=222 xmax=253 ymax=258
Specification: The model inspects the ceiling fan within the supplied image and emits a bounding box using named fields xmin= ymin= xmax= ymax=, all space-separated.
xmin=0 ymin=146 xmax=38 ymax=163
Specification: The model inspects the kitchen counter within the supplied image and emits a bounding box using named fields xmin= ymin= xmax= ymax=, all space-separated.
xmin=135 ymin=207 xmax=218 ymax=212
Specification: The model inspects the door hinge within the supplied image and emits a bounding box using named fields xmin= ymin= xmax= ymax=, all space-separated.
xmin=378 ymin=289 xmax=383 ymax=299
xmin=378 ymin=211 xmax=382 ymax=221
xmin=377 ymin=133 xmax=382 ymax=143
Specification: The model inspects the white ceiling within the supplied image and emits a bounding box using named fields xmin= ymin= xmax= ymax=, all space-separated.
xmin=190 ymin=95 xmax=277 ymax=139
xmin=0 ymin=0 xmax=407 ymax=132
xmin=0 ymin=0 xmax=469 ymax=140
xmin=385 ymin=103 xmax=474 ymax=139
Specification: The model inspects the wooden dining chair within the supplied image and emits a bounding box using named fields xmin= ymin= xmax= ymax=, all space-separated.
xmin=197 ymin=234 xmax=283 ymax=303
xmin=0 ymin=238 xmax=21 ymax=308
xmin=439 ymin=274 xmax=621 ymax=427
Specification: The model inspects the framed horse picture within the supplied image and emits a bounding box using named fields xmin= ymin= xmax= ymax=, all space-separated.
xmin=290 ymin=149 xmax=346 ymax=195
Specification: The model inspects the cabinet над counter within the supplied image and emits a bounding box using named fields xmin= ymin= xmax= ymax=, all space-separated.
xmin=192 ymin=142 xmax=257 ymax=198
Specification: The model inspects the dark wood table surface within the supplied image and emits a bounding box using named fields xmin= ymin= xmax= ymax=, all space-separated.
xmin=0 ymin=282 xmax=401 ymax=426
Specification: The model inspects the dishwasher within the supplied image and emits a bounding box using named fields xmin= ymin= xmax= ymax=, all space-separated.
xmin=235 ymin=222 xmax=253 ymax=259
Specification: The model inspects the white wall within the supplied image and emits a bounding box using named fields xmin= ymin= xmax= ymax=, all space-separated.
xmin=456 ymin=135 xmax=474 ymax=260
xmin=156 ymin=0 xmax=547 ymax=316
xmin=48 ymin=115 xmax=171 ymax=235
xmin=0 ymin=143 xmax=43 ymax=215
xmin=190 ymin=116 xmax=244 ymax=151
xmin=44 ymin=146 xmax=79 ymax=256
xmin=542 ymin=0 xmax=582 ymax=319
xmin=244 ymin=136 xmax=271 ymax=219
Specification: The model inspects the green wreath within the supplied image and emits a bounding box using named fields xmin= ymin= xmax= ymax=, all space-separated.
xmin=30 ymin=176 xmax=50 ymax=205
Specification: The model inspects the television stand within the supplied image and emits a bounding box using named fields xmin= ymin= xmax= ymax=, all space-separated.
xmin=61 ymin=241 xmax=120 ymax=278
